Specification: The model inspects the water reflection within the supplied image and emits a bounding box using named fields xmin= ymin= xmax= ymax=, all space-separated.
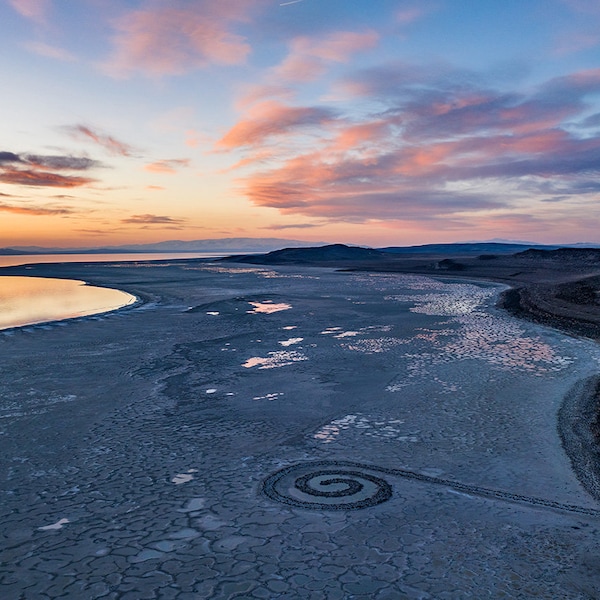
xmin=314 ymin=414 xmax=416 ymax=444
xmin=278 ymin=337 xmax=304 ymax=347
xmin=382 ymin=278 xmax=576 ymax=382
xmin=0 ymin=276 xmax=135 ymax=330
xmin=242 ymin=350 xmax=308 ymax=369
xmin=247 ymin=301 xmax=292 ymax=314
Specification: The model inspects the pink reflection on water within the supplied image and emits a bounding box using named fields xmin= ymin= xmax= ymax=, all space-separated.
xmin=0 ymin=276 xmax=135 ymax=330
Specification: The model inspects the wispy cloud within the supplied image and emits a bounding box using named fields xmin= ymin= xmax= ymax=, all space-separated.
xmin=273 ymin=30 xmax=379 ymax=83
xmin=101 ymin=2 xmax=266 ymax=78
xmin=265 ymin=222 xmax=321 ymax=230
xmin=24 ymin=155 xmax=100 ymax=170
xmin=217 ymin=101 xmax=338 ymax=150
xmin=65 ymin=124 xmax=136 ymax=157
xmin=0 ymin=201 xmax=74 ymax=215
xmin=0 ymin=168 xmax=95 ymax=187
xmin=24 ymin=41 xmax=76 ymax=61
xmin=8 ymin=0 xmax=50 ymax=23
xmin=0 ymin=151 xmax=98 ymax=188
xmin=121 ymin=213 xmax=186 ymax=228
xmin=144 ymin=159 xmax=190 ymax=174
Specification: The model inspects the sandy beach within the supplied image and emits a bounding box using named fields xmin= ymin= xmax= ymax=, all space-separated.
xmin=2 ymin=257 xmax=600 ymax=599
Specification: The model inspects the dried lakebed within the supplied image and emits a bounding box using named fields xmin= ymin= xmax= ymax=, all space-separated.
xmin=1 ymin=259 xmax=600 ymax=599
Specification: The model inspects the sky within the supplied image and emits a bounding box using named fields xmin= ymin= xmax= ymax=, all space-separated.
xmin=1 ymin=0 xmax=600 ymax=248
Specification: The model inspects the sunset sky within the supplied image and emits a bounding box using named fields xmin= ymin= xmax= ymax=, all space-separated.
xmin=1 ymin=0 xmax=600 ymax=248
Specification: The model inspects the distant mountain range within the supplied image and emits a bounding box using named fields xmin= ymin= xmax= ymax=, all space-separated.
xmin=2 ymin=238 xmax=599 ymax=256
xmin=379 ymin=242 xmax=560 ymax=254
xmin=0 ymin=238 xmax=328 ymax=255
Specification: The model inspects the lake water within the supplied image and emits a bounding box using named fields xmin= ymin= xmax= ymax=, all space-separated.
xmin=0 ymin=276 xmax=137 ymax=330
xmin=0 ymin=253 xmax=224 ymax=330
xmin=0 ymin=252 xmax=225 ymax=268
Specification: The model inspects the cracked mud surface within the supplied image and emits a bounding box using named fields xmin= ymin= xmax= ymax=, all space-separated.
xmin=1 ymin=260 xmax=600 ymax=598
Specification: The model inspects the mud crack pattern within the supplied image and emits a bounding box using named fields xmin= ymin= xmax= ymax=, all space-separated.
xmin=263 ymin=462 xmax=392 ymax=510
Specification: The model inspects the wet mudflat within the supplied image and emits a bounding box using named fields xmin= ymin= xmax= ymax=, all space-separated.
xmin=1 ymin=260 xmax=600 ymax=599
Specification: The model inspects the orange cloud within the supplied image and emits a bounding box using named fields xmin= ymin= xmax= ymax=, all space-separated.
xmin=217 ymin=101 xmax=337 ymax=149
xmin=0 ymin=201 xmax=74 ymax=215
xmin=102 ymin=3 xmax=258 ymax=78
xmin=328 ymin=121 xmax=391 ymax=152
xmin=121 ymin=214 xmax=186 ymax=228
xmin=144 ymin=159 xmax=190 ymax=174
xmin=0 ymin=167 xmax=94 ymax=187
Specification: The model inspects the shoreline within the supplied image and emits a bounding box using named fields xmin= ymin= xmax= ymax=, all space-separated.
xmin=558 ymin=375 xmax=600 ymax=501
xmin=0 ymin=274 xmax=141 ymax=333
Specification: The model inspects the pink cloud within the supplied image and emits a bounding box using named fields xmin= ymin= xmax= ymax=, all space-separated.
xmin=306 ymin=30 xmax=379 ymax=62
xmin=8 ymin=0 xmax=49 ymax=23
xmin=102 ymin=3 xmax=260 ymax=78
xmin=328 ymin=121 xmax=392 ymax=152
xmin=66 ymin=124 xmax=136 ymax=157
xmin=217 ymin=100 xmax=337 ymax=149
xmin=274 ymin=30 xmax=379 ymax=82
xmin=235 ymin=84 xmax=294 ymax=110
xmin=220 ymin=61 xmax=600 ymax=228
xmin=144 ymin=159 xmax=190 ymax=174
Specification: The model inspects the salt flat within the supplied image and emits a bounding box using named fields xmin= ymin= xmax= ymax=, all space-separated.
xmin=1 ymin=259 xmax=600 ymax=599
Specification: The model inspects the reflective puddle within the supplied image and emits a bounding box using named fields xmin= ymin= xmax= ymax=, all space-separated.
xmin=247 ymin=301 xmax=292 ymax=314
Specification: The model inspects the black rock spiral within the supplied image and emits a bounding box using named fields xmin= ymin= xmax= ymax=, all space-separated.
xmin=263 ymin=459 xmax=600 ymax=517
xmin=263 ymin=462 xmax=392 ymax=510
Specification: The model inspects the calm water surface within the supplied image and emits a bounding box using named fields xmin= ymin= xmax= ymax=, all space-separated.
xmin=0 ymin=276 xmax=136 ymax=330
xmin=0 ymin=253 xmax=225 ymax=330
xmin=0 ymin=252 xmax=224 ymax=268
